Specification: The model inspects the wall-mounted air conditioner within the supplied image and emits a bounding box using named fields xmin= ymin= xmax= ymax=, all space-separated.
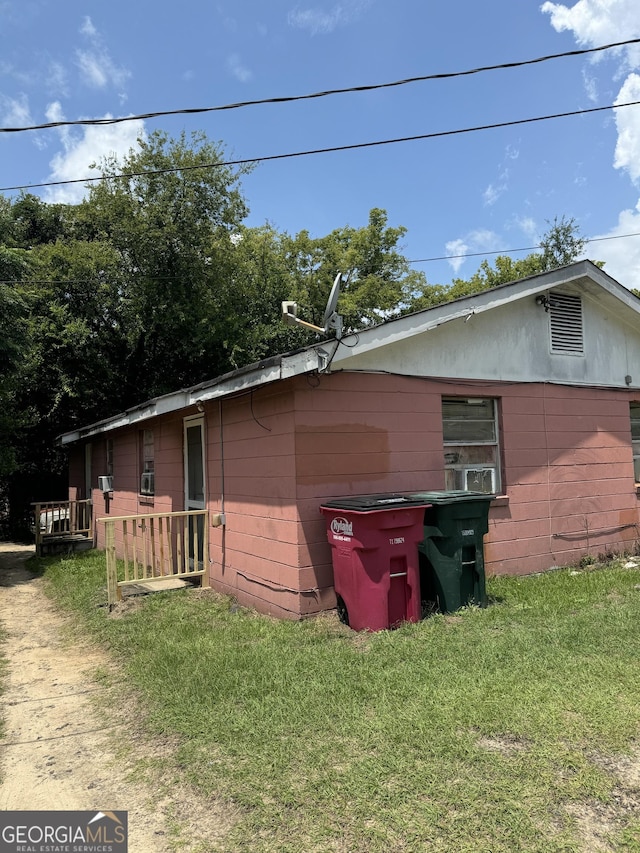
xmin=140 ymin=472 xmax=155 ymax=496
xmin=97 ymin=475 xmax=113 ymax=493
xmin=464 ymin=467 xmax=496 ymax=494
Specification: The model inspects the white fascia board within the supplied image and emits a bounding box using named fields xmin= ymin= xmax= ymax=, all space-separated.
xmin=58 ymin=350 xmax=323 ymax=446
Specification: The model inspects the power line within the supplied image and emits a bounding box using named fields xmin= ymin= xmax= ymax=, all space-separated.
xmin=3 ymin=231 xmax=640 ymax=286
xmin=1 ymin=37 xmax=639 ymax=135
xmin=1 ymin=98 xmax=639 ymax=194
xmin=409 ymin=230 xmax=640 ymax=264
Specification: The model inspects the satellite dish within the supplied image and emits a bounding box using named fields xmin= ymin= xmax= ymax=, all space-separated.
xmin=280 ymin=271 xmax=347 ymax=337
xmin=323 ymin=273 xmax=343 ymax=327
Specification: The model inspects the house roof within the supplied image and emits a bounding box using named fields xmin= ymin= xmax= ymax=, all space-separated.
xmin=58 ymin=259 xmax=640 ymax=446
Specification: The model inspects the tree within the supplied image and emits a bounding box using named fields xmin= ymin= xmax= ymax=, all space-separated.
xmin=406 ymin=216 xmax=587 ymax=313
xmin=0 ymin=283 xmax=27 ymax=478
xmin=77 ymin=129 xmax=253 ymax=403
xmin=279 ymin=208 xmax=428 ymax=333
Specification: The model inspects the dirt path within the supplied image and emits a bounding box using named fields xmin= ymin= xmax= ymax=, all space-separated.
xmin=0 ymin=543 xmax=228 ymax=852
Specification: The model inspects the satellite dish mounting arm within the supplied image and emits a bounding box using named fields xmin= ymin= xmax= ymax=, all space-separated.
xmin=281 ymin=271 xmax=347 ymax=337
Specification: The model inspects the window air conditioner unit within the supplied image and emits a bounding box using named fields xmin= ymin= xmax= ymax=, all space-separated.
xmin=464 ymin=467 xmax=496 ymax=494
xmin=98 ymin=475 xmax=113 ymax=493
xmin=140 ymin=472 xmax=155 ymax=496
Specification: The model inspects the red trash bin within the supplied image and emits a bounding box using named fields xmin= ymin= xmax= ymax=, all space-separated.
xmin=320 ymin=494 xmax=430 ymax=632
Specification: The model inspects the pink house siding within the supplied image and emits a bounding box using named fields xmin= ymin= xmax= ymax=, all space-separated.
xmin=290 ymin=372 xmax=639 ymax=589
xmin=69 ymin=369 xmax=640 ymax=620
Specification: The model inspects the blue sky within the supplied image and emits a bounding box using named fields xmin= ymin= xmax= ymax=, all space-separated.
xmin=1 ymin=0 xmax=640 ymax=287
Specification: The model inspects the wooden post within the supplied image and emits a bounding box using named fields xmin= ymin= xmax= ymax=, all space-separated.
xmin=202 ymin=511 xmax=210 ymax=588
xmin=105 ymin=520 xmax=118 ymax=607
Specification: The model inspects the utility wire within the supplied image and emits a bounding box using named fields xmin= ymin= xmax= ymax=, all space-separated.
xmin=1 ymin=37 xmax=639 ymax=135
xmin=409 ymin=231 xmax=640 ymax=264
xmin=3 ymin=231 xmax=640 ymax=286
xmin=1 ymin=98 xmax=639 ymax=194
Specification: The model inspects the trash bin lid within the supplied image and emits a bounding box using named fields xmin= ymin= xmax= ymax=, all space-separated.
xmin=321 ymin=492 xmax=431 ymax=512
xmin=407 ymin=490 xmax=495 ymax=505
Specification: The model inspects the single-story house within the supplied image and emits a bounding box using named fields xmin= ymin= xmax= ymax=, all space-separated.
xmin=59 ymin=260 xmax=640 ymax=619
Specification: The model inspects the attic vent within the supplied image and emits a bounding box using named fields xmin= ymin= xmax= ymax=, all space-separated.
xmin=549 ymin=291 xmax=583 ymax=355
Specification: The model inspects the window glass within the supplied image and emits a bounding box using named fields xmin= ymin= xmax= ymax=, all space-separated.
xmin=140 ymin=430 xmax=155 ymax=495
xmin=442 ymin=397 xmax=500 ymax=494
xmin=106 ymin=438 xmax=114 ymax=477
xmin=142 ymin=430 xmax=154 ymax=473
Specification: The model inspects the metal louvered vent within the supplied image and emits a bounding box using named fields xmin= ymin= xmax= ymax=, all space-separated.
xmin=549 ymin=291 xmax=583 ymax=354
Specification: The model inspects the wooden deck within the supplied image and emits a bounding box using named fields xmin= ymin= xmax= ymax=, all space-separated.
xmin=32 ymin=500 xmax=93 ymax=557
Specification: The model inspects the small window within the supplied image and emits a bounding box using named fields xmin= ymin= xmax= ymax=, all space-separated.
xmin=140 ymin=429 xmax=155 ymax=496
xmin=630 ymin=403 xmax=640 ymax=483
xmin=106 ymin=438 xmax=114 ymax=478
xmin=549 ymin=291 xmax=583 ymax=355
xmin=442 ymin=397 xmax=500 ymax=494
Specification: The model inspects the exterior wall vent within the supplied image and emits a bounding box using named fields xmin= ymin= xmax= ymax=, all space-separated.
xmin=549 ymin=291 xmax=583 ymax=355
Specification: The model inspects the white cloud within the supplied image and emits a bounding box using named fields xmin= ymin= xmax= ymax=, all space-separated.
xmin=288 ymin=0 xmax=372 ymax=35
xmin=483 ymin=183 xmax=505 ymax=206
xmin=76 ymin=16 xmax=131 ymax=89
xmin=227 ymin=54 xmax=252 ymax=83
xmin=76 ymin=49 xmax=130 ymax=89
xmin=44 ymin=104 xmax=145 ymax=203
xmin=445 ymin=239 xmax=469 ymax=274
xmin=541 ymin=0 xmax=640 ymax=281
xmin=582 ymin=68 xmax=599 ymax=102
xmin=445 ymin=230 xmax=501 ymax=274
xmin=588 ymin=201 xmax=640 ymax=285
xmin=47 ymin=61 xmax=69 ymax=97
xmin=0 ymin=93 xmax=31 ymax=127
xmin=514 ymin=216 xmax=538 ymax=241
xmin=541 ymin=0 xmax=640 ymax=49
xmin=614 ymin=73 xmax=640 ymax=182
xmin=80 ymin=15 xmax=98 ymax=38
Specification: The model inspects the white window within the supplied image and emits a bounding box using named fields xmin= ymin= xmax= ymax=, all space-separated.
xmin=442 ymin=397 xmax=500 ymax=494
xmin=140 ymin=429 xmax=155 ymax=496
xmin=630 ymin=403 xmax=640 ymax=483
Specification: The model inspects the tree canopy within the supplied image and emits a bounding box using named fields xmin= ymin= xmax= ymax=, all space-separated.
xmin=0 ymin=128 xmax=589 ymax=532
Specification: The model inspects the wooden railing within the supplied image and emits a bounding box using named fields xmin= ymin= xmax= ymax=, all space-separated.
xmin=33 ymin=499 xmax=93 ymax=555
xmin=100 ymin=510 xmax=216 ymax=607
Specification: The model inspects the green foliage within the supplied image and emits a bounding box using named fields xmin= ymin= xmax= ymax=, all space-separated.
xmin=281 ymin=208 xmax=428 ymax=331
xmin=406 ymin=216 xmax=587 ymax=313
xmin=0 ymin=283 xmax=28 ymax=477
xmin=74 ymin=129 xmax=253 ymax=400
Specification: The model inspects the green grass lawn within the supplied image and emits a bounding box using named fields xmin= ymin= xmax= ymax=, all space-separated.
xmin=28 ymin=551 xmax=640 ymax=852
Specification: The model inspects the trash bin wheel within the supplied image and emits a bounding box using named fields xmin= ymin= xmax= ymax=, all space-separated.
xmin=336 ymin=595 xmax=350 ymax=626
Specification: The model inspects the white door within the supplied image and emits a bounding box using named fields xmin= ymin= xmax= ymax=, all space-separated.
xmin=184 ymin=417 xmax=205 ymax=569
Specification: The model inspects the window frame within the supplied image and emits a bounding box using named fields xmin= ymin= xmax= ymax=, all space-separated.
xmin=442 ymin=397 xmax=501 ymax=495
xmin=139 ymin=429 xmax=155 ymax=496
xmin=630 ymin=402 xmax=640 ymax=484
xmin=105 ymin=438 xmax=114 ymax=478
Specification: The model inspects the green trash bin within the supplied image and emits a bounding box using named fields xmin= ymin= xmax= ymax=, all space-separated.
xmin=408 ymin=491 xmax=494 ymax=614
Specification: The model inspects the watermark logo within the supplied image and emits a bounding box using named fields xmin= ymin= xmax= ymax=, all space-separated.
xmin=0 ymin=810 xmax=128 ymax=853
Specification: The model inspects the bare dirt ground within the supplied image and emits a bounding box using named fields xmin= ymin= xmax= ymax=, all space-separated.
xmin=0 ymin=543 xmax=232 ymax=852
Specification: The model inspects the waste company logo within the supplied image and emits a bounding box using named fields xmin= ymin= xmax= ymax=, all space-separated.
xmin=330 ymin=517 xmax=352 ymax=538
xmin=0 ymin=810 xmax=128 ymax=853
